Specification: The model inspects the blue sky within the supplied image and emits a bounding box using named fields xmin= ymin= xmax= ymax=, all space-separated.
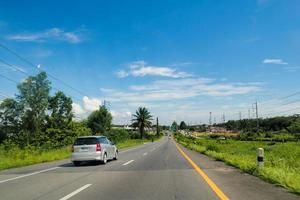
xmin=0 ymin=0 xmax=300 ymax=124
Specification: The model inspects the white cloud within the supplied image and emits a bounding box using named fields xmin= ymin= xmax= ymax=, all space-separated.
xmin=116 ymin=60 xmax=192 ymax=78
xmin=111 ymin=110 xmax=132 ymax=118
xmin=129 ymin=60 xmax=147 ymax=69
xmin=6 ymin=28 xmax=82 ymax=43
xmin=129 ymin=78 xmax=214 ymax=91
xmin=262 ymin=58 xmax=288 ymax=65
xmin=82 ymin=96 xmax=102 ymax=111
xmin=71 ymin=96 xmax=102 ymax=120
xmin=131 ymin=66 xmax=191 ymax=78
xmin=101 ymin=78 xmax=261 ymax=103
xmin=115 ymin=70 xmax=129 ymax=78
xmin=72 ymin=103 xmax=85 ymax=115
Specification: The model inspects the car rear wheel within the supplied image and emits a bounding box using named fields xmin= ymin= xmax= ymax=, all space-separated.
xmin=73 ymin=161 xmax=81 ymax=166
xmin=102 ymin=153 xmax=107 ymax=164
xmin=114 ymin=151 xmax=118 ymax=160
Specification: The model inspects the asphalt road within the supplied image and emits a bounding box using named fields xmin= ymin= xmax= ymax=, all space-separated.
xmin=0 ymin=136 xmax=298 ymax=200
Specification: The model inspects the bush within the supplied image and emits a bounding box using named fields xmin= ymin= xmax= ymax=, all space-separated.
xmin=105 ymin=129 xmax=130 ymax=144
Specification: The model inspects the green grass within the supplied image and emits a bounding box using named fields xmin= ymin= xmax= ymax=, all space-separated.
xmin=0 ymin=137 xmax=162 ymax=171
xmin=175 ymin=134 xmax=300 ymax=194
xmin=117 ymin=139 xmax=150 ymax=149
xmin=0 ymin=145 xmax=71 ymax=171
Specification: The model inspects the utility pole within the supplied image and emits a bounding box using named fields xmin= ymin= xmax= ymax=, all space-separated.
xmin=156 ymin=117 xmax=159 ymax=138
xmin=223 ymin=113 xmax=226 ymax=123
xmin=239 ymin=111 xmax=242 ymax=121
xmin=255 ymin=101 xmax=259 ymax=130
xmin=209 ymin=112 xmax=212 ymax=126
xmin=253 ymin=101 xmax=259 ymax=131
xmin=248 ymin=108 xmax=251 ymax=119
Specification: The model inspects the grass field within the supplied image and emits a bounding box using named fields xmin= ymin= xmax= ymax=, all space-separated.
xmin=175 ymin=134 xmax=300 ymax=194
xmin=0 ymin=138 xmax=156 ymax=171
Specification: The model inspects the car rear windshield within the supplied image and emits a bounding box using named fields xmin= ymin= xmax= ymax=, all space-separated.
xmin=74 ymin=138 xmax=98 ymax=145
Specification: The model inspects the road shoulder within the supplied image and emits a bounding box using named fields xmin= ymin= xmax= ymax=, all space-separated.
xmin=176 ymin=142 xmax=299 ymax=200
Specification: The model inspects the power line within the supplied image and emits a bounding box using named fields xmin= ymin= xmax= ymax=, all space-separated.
xmin=0 ymin=60 xmax=82 ymax=102
xmin=262 ymin=107 xmax=300 ymax=117
xmin=0 ymin=43 xmax=88 ymax=97
xmin=0 ymin=73 xmax=19 ymax=84
xmin=281 ymin=91 xmax=300 ymax=100
xmin=281 ymin=99 xmax=300 ymax=106
xmin=0 ymin=58 xmax=28 ymax=76
xmin=0 ymin=91 xmax=12 ymax=98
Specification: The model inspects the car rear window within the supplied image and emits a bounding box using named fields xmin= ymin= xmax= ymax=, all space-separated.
xmin=74 ymin=138 xmax=98 ymax=145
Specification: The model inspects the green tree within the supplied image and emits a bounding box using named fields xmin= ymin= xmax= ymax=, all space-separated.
xmin=171 ymin=121 xmax=178 ymax=132
xmin=47 ymin=91 xmax=73 ymax=129
xmin=17 ymin=72 xmax=51 ymax=135
xmin=288 ymin=119 xmax=300 ymax=139
xmin=179 ymin=121 xmax=187 ymax=130
xmin=132 ymin=107 xmax=153 ymax=139
xmin=0 ymin=98 xmax=23 ymax=142
xmin=87 ymin=105 xmax=112 ymax=134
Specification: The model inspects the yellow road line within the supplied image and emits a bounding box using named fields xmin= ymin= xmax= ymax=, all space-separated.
xmin=174 ymin=141 xmax=230 ymax=200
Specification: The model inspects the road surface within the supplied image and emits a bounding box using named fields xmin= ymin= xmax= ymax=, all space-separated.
xmin=0 ymin=136 xmax=298 ymax=200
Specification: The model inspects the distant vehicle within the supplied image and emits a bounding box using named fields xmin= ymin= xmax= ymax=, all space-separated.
xmin=71 ymin=136 xmax=118 ymax=166
xmin=168 ymin=135 xmax=171 ymax=139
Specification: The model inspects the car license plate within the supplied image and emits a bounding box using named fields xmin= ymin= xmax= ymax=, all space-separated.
xmin=80 ymin=147 xmax=88 ymax=152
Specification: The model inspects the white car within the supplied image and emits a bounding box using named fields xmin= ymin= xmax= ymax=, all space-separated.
xmin=71 ymin=136 xmax=118 ymax=166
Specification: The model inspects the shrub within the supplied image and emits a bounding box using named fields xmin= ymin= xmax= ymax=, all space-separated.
xmin=105 ymin=129 xmax=130 ymax=144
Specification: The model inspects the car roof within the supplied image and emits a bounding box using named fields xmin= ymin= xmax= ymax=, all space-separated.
xmin=77 ymin=136 xmax=106 ymax=139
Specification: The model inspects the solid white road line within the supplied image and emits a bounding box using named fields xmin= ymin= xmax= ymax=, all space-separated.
xmin=0 ymin=167 xmax=61 ymax=184
xmin=59 ymin=184 xmax=92 ymax=200
xmin=123 ymin=160 xmax=134 ymax=166
xmin=143 ymin=152 xmax=148 ymax=156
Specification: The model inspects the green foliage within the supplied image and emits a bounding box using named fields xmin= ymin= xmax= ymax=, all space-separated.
xmin=104 ymin=129 xmax=130 ymax=144
xmin=171 ymin=121 xmax=178 ymax=132
xmin=47 ymin=91 xmax=73 ymax=129
xmin=0 ymin=144 xmax=71 ymax=170
xmin=176 ymin=134 xmax=300 ymax=194
xmin=0 ymin=72 xmax=93 ymax=149
xmin=44 ymin=121 xmax=92 ymax=148
xmin=87 ymin=105 xmax=112 ymax=134
xmin=0 ymin=98 xmax=23 ymax=143
xmin=17 ymin=71 xmax=51 ymax=134
xmin=0 ymin=136 xmax=159 ymax=171
xmin=131 ymin=107 xmax=153 ymax=139
xmin=288 ymin=119 xmax=300 ymax=139
xmin=179 ymin=121 xmax=187 ymax=130
xmin=218 ymin=115 xmax=300 ymax=138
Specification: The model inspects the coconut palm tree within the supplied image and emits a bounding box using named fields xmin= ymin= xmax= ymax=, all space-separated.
xmin=132 ymin=107 xmax=153 ymax=139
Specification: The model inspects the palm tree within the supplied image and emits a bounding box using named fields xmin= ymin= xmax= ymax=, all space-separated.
xmin=132 ymin=107 xmax=153 ymax=139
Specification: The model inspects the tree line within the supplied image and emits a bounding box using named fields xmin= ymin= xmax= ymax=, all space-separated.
xmin=216 ymin=115 xmax=300 ymax=135
xmin=171 ymin=116 xmax=300 ymax=139
xmin=0 ymin=72 xmax=160 ymax=149
xmin=0 ymin=72 xmax=91 ymax=148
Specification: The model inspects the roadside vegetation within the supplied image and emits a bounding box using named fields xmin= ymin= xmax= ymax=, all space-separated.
xmin=175 ymin=133 xmax=300 ymax=194
xmin=0 ymin=136 xmax=161 ymax=171
xmin=0 ymin=72 xmax=163 ymax=171
xmin=180 ymin=115 xmax=300 ymax=142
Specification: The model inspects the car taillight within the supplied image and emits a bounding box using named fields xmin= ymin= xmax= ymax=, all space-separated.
xmin=71 ymin=145 xmax=74 ymax=152
xmin=96 ymin=143 xmax=101 ymax=151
